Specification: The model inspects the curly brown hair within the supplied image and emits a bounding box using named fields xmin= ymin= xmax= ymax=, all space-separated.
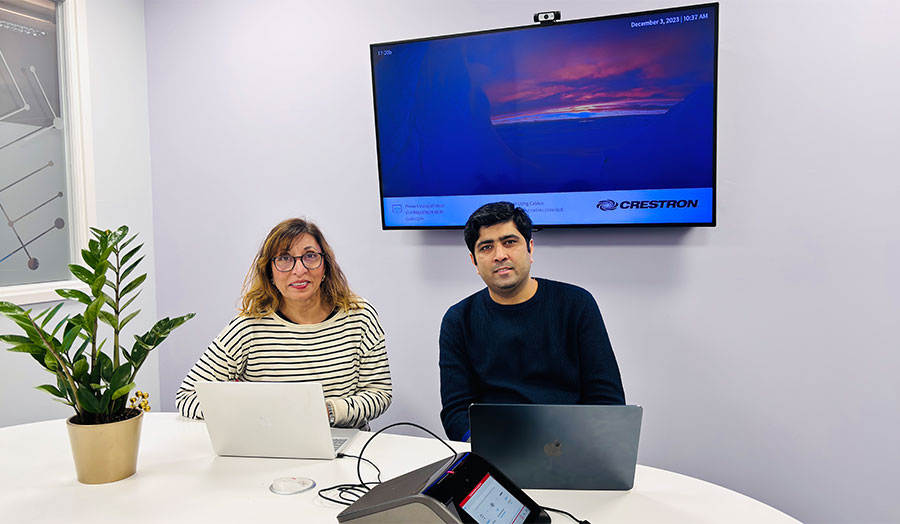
xmin=240 ymin=218 xmax=359 ymax=318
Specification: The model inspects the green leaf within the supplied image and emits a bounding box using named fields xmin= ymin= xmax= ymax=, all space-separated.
xmin=57 ymin=289 xmax=92 ymax=307
xmin=101 ymin=292 xmax=115 ymax=308
xmin=30 ymin=351 xmax=46 ymax=366
xmin=36 ymin=384 xmax=66 ymax=398
xmin=5 ymin=311 xmax=30 ymax=326
xmin=28 ymin=308 xmax=50 ymax=323
xmin=90 ymin=274 xmax=107 ymax=297
xmin=119 ymin=232 xmax=138 ymax=251
xmin=77 ymin=387 xmax=102 ymax=414
xmin=129 ymin=345 xmax=148 ymax=368
xmin=6 ymin=343 xmax=45 ymax=355
xmin=88 ymin=357 xmax=100 ymax=384
xmin=120 ymin=291 xmax=142 ymax=313
xmin=73 ymin=337 xmax=90 ymax=361
xmin=161 ymin=313 xmax=195 ymax=337
xmin=119 ymin=309 xmax=141 ymax=331
xmin=33 ymin=307 xmax=49 ymax=323
xmin=121 ymin=273 xmax=147 ymax=297
xmin=50 ymin=315 xmax=69 ymax=339
xmin=0 ymin=334 xmax=33 ymax=345
xmin=132 ymin=334 xmax=152 ymax=351
xmin=161 ymin=313 xmax=194 ymax=333
xmin=0 ymin=300 xmax=25 ymax=315
xmin=52 ymin=398 xmax=75 ymax=407
xmin=111 ymin=382 xmax=135 ymax=401
xmin=68 ymin=313 xmax=85 ymax=328
xmin=98 ymin=311 xmax=118 ymax=330
xmin=38 ymin=303 xmax=63 ymax=329
xmin=120 ymin=255 xmax=145 ymax=281
xmin=109 ymin=225 xmax=129 ymax=247
xmin=49 ymin=334 xmax=63 ymax=356
xmin=81 ymin=248 xmax=98 ymax=269
xmin=99 ymin=387 xmax=113 ymax=412
xmin=100 ymin=245 xmax=115 ymax=263
xmin=68 ymin=264 xmax=94 ymax=286
xmin=59 ymin=375 xmax=76 ymax=401
xmin=120 ymin=243 xmax=142 ymax=267
xmin=84 ymin=297 xmax=104 ymax=330
xmin=97 ymin=352 xmax=113 ymax=382
xmin=110 ymin=396 xmax=127 ymax=415
xmin=43 ymin=350 xmax=59 ymax=371
xmin=110 ymin=363 xmax=133 ymax=391
xmin=61 ymin=321 xmax=82 ymax=353
xmin=7 ymin=314 xmax=43 ymax=344
xmin=72 ymin=357 xmax=88 ymax=380
xmin=94 ymin=259 xmax=109 ymax=277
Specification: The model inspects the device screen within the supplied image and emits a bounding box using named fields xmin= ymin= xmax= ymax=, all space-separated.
xmin=459 ymin=473 xmax=531 ymax=524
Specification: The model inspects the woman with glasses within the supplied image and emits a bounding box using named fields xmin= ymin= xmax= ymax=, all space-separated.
xmin=175 ymin=218 xmax=392 ymax=428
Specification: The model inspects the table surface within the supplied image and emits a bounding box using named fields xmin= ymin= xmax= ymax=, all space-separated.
xmin=0 ymin=413 xmax=799 ymax=523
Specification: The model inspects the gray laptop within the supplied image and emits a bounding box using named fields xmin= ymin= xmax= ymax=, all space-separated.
xmin=469 ymin=404 xmax=642 ymax=490
xmin=194 ymin=381 xmax=358 ymax=459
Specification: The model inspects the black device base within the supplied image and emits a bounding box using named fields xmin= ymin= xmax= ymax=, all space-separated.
xmin=337 ymin=453 xmax=549 ymax=524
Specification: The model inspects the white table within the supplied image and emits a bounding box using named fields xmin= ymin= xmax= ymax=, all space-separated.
xmin=0 ymin=413 xmax=798 ymax=523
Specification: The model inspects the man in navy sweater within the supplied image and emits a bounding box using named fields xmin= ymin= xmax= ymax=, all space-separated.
xmin=439 ymin=202 xmax=625 ymax=441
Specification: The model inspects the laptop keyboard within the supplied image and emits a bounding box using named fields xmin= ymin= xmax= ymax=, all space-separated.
xmin=332 ymin=437 xmax=348 ymax=452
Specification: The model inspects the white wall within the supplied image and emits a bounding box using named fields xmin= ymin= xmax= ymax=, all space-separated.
xmin=144 ymin=1 xmax=900 ymax=522
xmin=0 ymin=0 xmax=160 ymax=427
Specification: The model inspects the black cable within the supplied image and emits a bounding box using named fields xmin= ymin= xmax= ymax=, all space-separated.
xmin=542 ymin=505 xmax=591 ymax=524
xmin=317 ymin=482 xmax=378 ymax=506
xmin=338 ymin=453 xmax=382 ymax=483
xmin=316 ymin=422 xmax=459 ymax=506
xmin=317 ymin=454 xmax=382 ymax=505
xmin=353 ymin=422 xmax=459 ymax=489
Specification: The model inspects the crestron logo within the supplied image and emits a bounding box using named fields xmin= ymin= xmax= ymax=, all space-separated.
xmin=597 ymin=199 xmax=700 ymax=211
xmin=596 ymin=200 xmax=618 ymax=211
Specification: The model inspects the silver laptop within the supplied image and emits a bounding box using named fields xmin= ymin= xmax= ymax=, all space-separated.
xmin=469 ymin=404 xmax=643 ymax=490
xmin=194 ymin=381 xmax=358 ymax=459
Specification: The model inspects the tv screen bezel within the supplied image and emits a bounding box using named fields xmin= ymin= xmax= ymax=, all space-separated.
xmin=370 ymin=2 xmax=719 ymax=230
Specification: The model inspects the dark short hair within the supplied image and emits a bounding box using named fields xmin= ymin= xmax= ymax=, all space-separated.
xmin=463 ymin=202 xmax=533 ymax=256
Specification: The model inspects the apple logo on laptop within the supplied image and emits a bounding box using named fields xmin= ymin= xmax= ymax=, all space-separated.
xmin=543 ymin=439 xmax=563 ymax=457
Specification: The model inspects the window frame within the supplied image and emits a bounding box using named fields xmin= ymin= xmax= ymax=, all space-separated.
xmin=0 ymin=0 xmax=94 ymax=305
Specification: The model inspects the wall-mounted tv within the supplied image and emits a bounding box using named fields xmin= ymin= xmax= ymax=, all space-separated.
xmin=371 ymin=3 xmax=718 ymax=229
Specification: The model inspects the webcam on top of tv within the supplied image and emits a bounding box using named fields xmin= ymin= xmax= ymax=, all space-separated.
xmin=534 ymin=11 xmax=561 ymax=24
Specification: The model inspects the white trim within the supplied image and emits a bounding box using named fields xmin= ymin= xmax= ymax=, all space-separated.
xmin=0 ymin=279 xmax=89 ymax=306
xmin=64 ymin=0 xmax=97 ymax=236
xmin=0 ymin=0 xmax=95 ymax=306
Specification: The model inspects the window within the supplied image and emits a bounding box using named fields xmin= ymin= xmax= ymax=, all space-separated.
xmin=0 ymin=0 xmax=92 ymax=304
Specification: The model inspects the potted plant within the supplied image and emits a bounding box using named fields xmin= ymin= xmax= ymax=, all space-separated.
xmin=0 ymin=226 xmax=194 ymax=484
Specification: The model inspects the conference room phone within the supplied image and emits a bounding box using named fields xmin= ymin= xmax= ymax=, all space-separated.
xmin=337 ymin=452 xmax=549 ymax=524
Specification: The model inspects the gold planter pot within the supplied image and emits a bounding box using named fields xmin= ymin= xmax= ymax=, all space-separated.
xmin=66 ymin=409 xmax=144 ymax=484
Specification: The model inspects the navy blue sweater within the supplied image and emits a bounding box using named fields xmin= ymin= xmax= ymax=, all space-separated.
xmin=439 ymin=278 xmax=625 ymax=441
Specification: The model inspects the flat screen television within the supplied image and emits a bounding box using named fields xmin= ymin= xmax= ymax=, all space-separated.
xmin=370 ymin=3 xmax=718 ymax=229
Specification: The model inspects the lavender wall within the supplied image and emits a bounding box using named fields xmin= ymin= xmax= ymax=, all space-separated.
xmin=144 ymin=1 xmax=900 ymax=522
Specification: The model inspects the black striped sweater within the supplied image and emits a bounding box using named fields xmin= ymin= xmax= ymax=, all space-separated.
xmin=175 ymin=300 xmax=391 ymax=427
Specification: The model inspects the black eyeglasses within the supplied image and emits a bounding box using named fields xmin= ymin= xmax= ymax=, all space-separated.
xmin=271 ymin=252 xmax=324 ymax=272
